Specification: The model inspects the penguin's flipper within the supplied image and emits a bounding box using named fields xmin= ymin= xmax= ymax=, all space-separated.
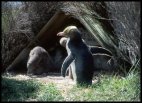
xmin=89 ymin=46 xmax=112 ymax=56
xmin=61 ymin=53 xmax=74 ymax=77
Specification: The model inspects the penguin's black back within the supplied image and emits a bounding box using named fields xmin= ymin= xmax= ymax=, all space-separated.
xmin=67 ymin=29 xmax=94 ymax=84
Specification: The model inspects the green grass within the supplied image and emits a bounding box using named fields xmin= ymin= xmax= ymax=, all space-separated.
xmin=37 ymin=83 xmax=64 ymax=101
xmin=1 ymin=77 xmax=63 ymax=101
xmin=2 ymin=78 xmax=38 ymax=101
xmin=65 ymin=69 xmax=140 ymax=101
xmin=64 ymin=69 xmax=140 ymax=101
xmin=1 ymin=69 xmax=140 ymax=101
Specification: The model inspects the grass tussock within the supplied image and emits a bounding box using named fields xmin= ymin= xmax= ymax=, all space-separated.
xmin=1 ymin=77 xmax=63 ymax=102
xmin=37 ymin=83 xmax=64 ymax=101
xmin=65 ymin=69 xmax=140 ymax=101
xmin=1 ymin=69 xmax=140 ymax=101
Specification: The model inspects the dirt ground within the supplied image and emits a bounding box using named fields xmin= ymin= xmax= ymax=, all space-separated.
xmin=4 ymin=72 xmax=99 ymax=98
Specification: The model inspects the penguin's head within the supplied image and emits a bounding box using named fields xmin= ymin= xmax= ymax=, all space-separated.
xmin=57 ymin=26 xmax=78 ymax=38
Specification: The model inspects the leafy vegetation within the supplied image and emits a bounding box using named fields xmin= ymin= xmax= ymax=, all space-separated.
xmin=1 ymin=69 xmax=140 ymax=102
xmin=66 ymin=70 xmax=140 ymax=101
xmin=37 ymin=83 xmax=64 ymax=101
xmin=2 ymin=77 xmax=39 ymax=101
xmin=1 ymin=77 xmax=63 ymax=101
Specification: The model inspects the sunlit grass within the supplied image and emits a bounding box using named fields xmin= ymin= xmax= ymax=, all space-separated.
xmin=1 ymin=69 xmax=140 ymax=101
xmin=37 ymin=83 xmax=64 ymax=101
xmin=63 ymin=69 xmax=140 ymax=101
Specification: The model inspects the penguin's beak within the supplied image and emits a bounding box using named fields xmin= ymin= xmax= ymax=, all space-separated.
xmin=57 ymin=32 xmax=65 ymax=36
